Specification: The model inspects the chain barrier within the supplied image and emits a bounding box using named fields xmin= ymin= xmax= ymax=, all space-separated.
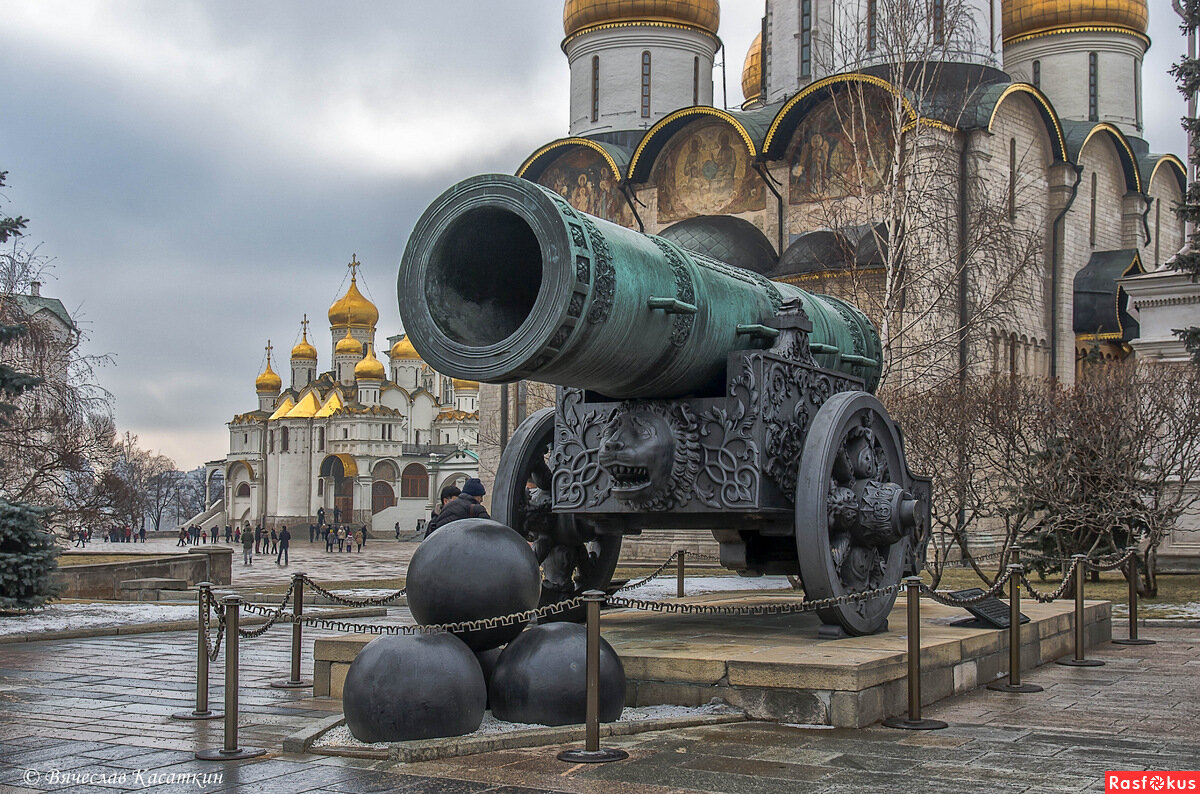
xmin=299 ymin=574 xmax=407 ymax=606
xmin=1019 ymin=556 xmax=1083 ymax=603
xmin=608 ymin=584 xmax=900 ymax=616
xmin=234 ymin=580 xmax=295 ymax=639
xmin=919 ymin=567 xmax=1015 ymax=607
xmin=925 ymin=548 xmax=1009 ymax=571
xmin=1083 ymin=549 xmax=1136 ymax=572
xmin=201 ymin=590 xmax=225 ymax=662
xmin=615 ymin=552 xmax=681 ymax=592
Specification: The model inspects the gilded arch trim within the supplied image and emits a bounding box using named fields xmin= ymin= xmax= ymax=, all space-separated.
xmin=986 ymin=83 xmax=1068 ymax=162
xmin=1148 ymin=154 xmax=1187 ymax=195
xmin=320 ymin=453 xmax=358 ymax=479
xmin=226 ymin=459 xmax=256 ymax=481
xmin=762 ymin=74 xmax=919 ymax=159
xmin=628 ymin=106 xmax=757 ymax=183
xmin=1079 ymin=122 xmax=1142 ymax=193
xmin=517 ymin=138 xmax=625 ymax=184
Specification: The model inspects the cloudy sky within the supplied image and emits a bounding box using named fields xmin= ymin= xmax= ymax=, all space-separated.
xmin=0 ymin=1 xmax=1188 ymax=472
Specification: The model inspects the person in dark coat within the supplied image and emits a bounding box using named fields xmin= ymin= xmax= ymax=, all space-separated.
xmin=276 ymin=526 xmax=290 ymax=566
xmin=424 ymin=479 xmax=488 ymax=538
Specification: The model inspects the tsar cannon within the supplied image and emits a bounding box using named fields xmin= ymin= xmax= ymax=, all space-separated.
xmin=398 ymin=174 xmax=930 ymax=636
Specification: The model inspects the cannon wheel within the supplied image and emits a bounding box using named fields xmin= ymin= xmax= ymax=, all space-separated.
xmin=492 ymin=407 xmax=622 ymax=610
xmin=795 ymin=391 xmax=909 ymax=636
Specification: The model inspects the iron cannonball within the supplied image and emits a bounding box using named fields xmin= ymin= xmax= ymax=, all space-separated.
xmin=406 ymin=518 xmax=541 ymax=651
xmin=342 ymin=632 xmax=485 ymax=743
xmin=489 ymin=622 xmax=625 ymax=726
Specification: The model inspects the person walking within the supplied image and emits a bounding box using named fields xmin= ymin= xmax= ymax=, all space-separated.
xmin=241 ymin=526 xmax=254 ymax=565
xmin=394 ymin=521 xmax=400 ymax=541
xmin=423 ymin=479 xmax=488 ymax=538
xmin=336 ymin=526 xmax=345 ymax=552
xmin=356 ymin=526 xmax=365 ymax=552
xmin=325 ymin=525 xmax=334 ymax=553
xmin=224 ymin=524 xmax=232 ymax=543
xmin=254 ymin=525 xmax=262 ymax=555
xmin=234 ymin=526 xmax=241 ymax=543
xmin=139 ymin=526 xmax=147 ymax=544
xmin=317 ymin=506 xmax=325 ymax=526
xmin=276 ymin=526 xmax=290 ymax=566
xmin=210 ymin=525 xmax=217 ymax=544
xmin=269 ymin=528 xmax=278 ymax=555
xmin=177 ymin=527 xmax=187 ymax=547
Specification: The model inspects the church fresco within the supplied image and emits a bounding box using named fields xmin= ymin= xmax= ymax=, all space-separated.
xmin=538 ymin=148 xmax=633 ymax=227
xmin=654 ymin=121 xmax=765 ymax=224
xmin=788 ymin=94 xmax=893 ymax=204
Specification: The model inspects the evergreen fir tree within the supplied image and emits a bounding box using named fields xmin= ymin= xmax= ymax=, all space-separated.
xmin=1169 ymin=5 xmax=1200 ymax=357
xmin=0 ymin=170 xmax=59 ymax=610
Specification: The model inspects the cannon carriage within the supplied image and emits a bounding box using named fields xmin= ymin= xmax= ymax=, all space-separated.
xmin=399 ymin=174 xmax=931 ymax=636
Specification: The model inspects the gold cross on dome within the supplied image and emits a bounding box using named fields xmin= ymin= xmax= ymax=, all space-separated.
xmin=301 ymin=314 xmax=309 ymax=338
xmin=348 ymin=254 xmax=360 ymax=279
xmin=265 ymin=340 xmax=274 ymax=363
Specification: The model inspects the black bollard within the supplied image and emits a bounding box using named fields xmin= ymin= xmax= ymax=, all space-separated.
xmin=173 ymin=582 xmax=223 ymax=720
xmin=197 ymin=596 xmax=266 ymax=761
xmin=987 ymin=564 xmax=1043 ymax=693
xmin=1113 ymin=547 xmax=1155 ymax=646
xmin=1056 ymin=555 xmax=1104 ymax=667
xmin=557 ymin=590 xmax=628 ymax=764
xmin=271 ymin=573 xmax=313 ymax=688
xmin=676 ymin=550 xmax=686 ymax=598
xmin=883 ymin=577 xmax=947 ymax=730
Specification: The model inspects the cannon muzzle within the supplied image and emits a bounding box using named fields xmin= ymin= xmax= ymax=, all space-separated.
xmin=399 ymin=174 xmax=881 ymax=398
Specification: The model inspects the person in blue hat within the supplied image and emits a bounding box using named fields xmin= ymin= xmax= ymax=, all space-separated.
xmin=423 ymin=478 xmax=489 ymax=538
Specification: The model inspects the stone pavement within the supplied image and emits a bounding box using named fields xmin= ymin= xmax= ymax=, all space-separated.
xmin=0 ymin=614 xmax=1195 ymax=793
xmin=62 ymin=536 xmax=418 ymax=591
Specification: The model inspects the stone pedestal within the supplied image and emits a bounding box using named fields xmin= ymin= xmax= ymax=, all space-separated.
xmin=187 ymin=546 xmax=232 ymax=585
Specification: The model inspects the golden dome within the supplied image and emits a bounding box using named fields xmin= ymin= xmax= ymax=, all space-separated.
xmin=327 ymin=257 xmax=379 ymax=329
xmin=335 ymin=328 xmax=363 ymax=356
xmin=1003 ymin=0 xmax=1148 ymax=42
xmin=452 ymin=378 xmax=479 ymax=391
xmin=255 ymin=356 xmax=282 ymax=393
xmin=389 ymin=335 xmax=420 ymax=360
xmin=291 ymin=321 xmax=317 ymax=361
xmin=741 ymin=31 xmax=762 ymax=106
xmin=563 ymin=0 xmax=720 ymax=39
xmin=354 ymin=347 xmax=386 ymax=381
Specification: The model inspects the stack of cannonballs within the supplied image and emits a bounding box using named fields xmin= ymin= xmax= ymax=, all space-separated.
xmin=341 ymin=518 xmax=625 ymax=743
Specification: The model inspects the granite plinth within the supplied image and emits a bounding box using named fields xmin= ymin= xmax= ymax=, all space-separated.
xmin=313 ymin=592 xmax=1111 ymax=728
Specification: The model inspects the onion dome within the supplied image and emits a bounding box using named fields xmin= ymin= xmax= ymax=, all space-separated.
xmin=335 ymin=327 xmax=362 ymax=356
xmin=1003 ymin=0 xmax=1148 ymax=42
xmin=327 ymin=258 xmax=379 ymax=329
xmin=389 ymin=335 xmax=421 ymax=360
xmin=452 ymin=378 xmax=479 ymax=391
xmin=563 ymin=0 xmax=720 ymax=39
xmin=255 ymin=354 xmax=282 ymax=393
xmin=354 ymin=347 xmax=386 ymax=381
xmin=741 ymin=31 xmax=762 ymax=107
xmin=291 ymin=323 xmax=317 ymax=361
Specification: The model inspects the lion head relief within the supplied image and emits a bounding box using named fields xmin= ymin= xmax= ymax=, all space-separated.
xmin=597 ymin=401 xmax=701 ymax=511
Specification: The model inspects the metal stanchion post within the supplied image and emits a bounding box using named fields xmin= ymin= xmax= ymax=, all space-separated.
xmin=557 ymin=590 xmax=628 ymax=764
xmin=173 ymin=582 xmax=223 ymax=720
xmin=271 ymin=573 xmax=313 ymax=688
xmin=1113 ymin=548 xmax=1155 ymax=646
xmin=676 ymin=550 xmax=686 ymax=598
xmin=987 ymin=564 xmax=1043 ymax=693
xmin=197 ymin=596 xmax=266 ymax=761
xmin=884 ymin=577 xmax=947 ymax=730
xmin=1057 ymin=555 xmax=1104 ymax=667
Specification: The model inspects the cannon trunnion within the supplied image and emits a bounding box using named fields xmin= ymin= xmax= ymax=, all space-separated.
xmin=399 ymin=174 xmax=931 ymax=636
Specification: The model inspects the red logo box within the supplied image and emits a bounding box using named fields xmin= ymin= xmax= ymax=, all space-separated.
xmin=1107 ymin=772 xmax=1200 ymax=792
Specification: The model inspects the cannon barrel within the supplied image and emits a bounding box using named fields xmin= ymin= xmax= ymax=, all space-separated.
xmin=398 ymin=174 xmax=882 ymax=399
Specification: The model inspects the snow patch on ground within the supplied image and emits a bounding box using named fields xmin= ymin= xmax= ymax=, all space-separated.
xmin=1112 ymin=601 xmax=1200 ymax=619
xmin=319 ymin=702 xmax=740 ymax=747
xmin=0 ymin=603 xmax=196 ymax=635
xmin=331 ymin=577 xmax=795 ymax=602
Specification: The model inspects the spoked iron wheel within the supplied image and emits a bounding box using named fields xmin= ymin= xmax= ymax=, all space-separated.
xmin=795 ymin=391 xmax=919 ymax=636
xmin=492 ymin=407 xmax=622 ymax=613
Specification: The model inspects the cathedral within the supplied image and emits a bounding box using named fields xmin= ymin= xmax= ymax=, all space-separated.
xmin=207 ymin=259 xmax=479 ymax=533
xmin=477 ymin=0 xmax=1197 ymax=567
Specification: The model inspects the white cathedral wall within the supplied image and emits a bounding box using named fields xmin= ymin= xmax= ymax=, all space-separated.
xmin=1143 ymin=168 xmax=1185 ymax=271
xmin=565 ymin=26 xmax=716 ymax=137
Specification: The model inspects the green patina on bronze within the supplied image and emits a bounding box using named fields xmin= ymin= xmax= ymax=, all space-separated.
xmin=398 ymin=173 xmax=881 ymax=399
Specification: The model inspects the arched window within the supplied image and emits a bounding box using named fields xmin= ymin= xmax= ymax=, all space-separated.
xmin=1090 ymin=172 xmax=1098 ymax=247
xmin=401 ymin=463 xmax=429 ymax=499
xmin=867 ymin=0 xmax=877 ymax=52
xmin=640 ymin=51 xmax=652 ymax=117
xmin=1134 ymin=58 xmax=1141 ymax=130
xmin=317 ymin=479 xmax=324 ymax=496
xmin=317 ymin=427 xmax=325 ymax=451
xmin=1008 ymin=138 xmax=1016 ymax=220
xmin=236 ymin=483 xmax=250 ymax=498
xmin=800 ymin=0 xmax=812 ymax=78
xmin=932 ymin=0 xmax=945 ymax=45
xmin=692 ymin=56 xmax=700 ymax=106
xmin=1155 ymin=200 xmax=1162 ymax=267
xmin=280 ymin=426 xmax=289 ymax=452
xmin=1088 ymin=52 xmax=1098 ymax=122
xmin=591 ymin=55 xmax=600 ymax=122
xmin=268 ymin=430 xmax=274 ymax=453
xmin=1032 ymin=60 xmax=1040 ymax=89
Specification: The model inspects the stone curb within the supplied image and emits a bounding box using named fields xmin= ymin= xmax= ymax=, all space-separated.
xmin=1113 ymin=618 xmax=1200 ymax=628
xmin=297 ymin=711 xmax=747 ymax=763
xmin=0 ymin=607 xmax=388 ymax=644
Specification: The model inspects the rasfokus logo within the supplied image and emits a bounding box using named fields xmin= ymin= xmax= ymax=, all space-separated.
xmin=1107 ymin=772 xmax=1200 ymax=791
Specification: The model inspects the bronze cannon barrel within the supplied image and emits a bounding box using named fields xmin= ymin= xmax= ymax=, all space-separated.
xmin=398 ymin=174 xmax=882 ymax=399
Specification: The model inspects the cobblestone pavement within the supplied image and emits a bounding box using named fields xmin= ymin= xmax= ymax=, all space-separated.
xmin=62 ymin=536 xmax=418 ymax=591
xmin=0 ymin=617 xmax=1195 ymax=793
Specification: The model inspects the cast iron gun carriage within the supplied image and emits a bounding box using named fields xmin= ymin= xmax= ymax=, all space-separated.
xmin=399 ymin=174 xmax=930 ymax=636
